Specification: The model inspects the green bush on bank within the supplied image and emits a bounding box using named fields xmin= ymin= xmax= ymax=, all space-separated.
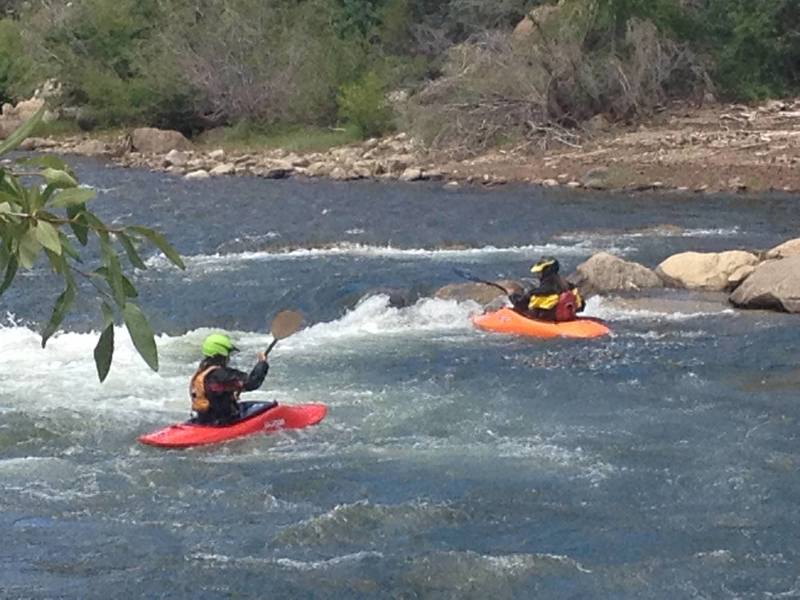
xmin=0 ymin=0 xmax=797 ymax=147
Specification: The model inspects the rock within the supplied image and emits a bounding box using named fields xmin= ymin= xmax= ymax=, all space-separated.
xmin=566 ymin=181 xmax=582 ymax=188
xmin=3 ymin=97 xmax=45 ymax=121
xmin=131 ymin=127 xmax=191 ymax=154
xmin=444 ymin=181 xmax=460 ymax=190
xmin=184 ymin=169 xmax=210 ymax=180
xmin=164 ymin=149 xmax=190 ymax=167
xmin=728 ymin=264 xmax=756 ymax=287
xmin=329 ymin=166 xmax=350 ymax=180
xmin=256 ymin=161 xmax=294 ymax=179
xmin=209 ymin=163 xmax=236 ymax=176
xmin=307 ymin=162 xmax=331 ymax=177
xmin=19 ymin=137 xmax=52 ymax=151
xmin=586 ymin=114 xmax=611 ymax=132
xmin=766 ymin=238 xmax=800 ymax=259
xmin=0 ymin=118 xmax=22 ymax=138
xmin=208 ymin=148 xmax=225 ymax=160
xmin=434 ymin=280 xmax=523 ymax=306
xmin=729 ymin=256 xmax=800 ymax=313
xmin=542 ymin=178 xmax=559 ymax=187
xmin=72 ymin=140 xmax=109 ymax=156
xmin=400 ymin=167 xmax=423 ymax=182
xmin=656 ymin=250 xmax=760 ymax=291
xmin=581 ymin=166 xmax=610 ymax=189
xmin=573 ymin=252 xmax=663 ymax=296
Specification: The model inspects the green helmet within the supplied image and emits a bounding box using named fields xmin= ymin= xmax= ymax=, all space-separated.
xmin=202 ymin=333 xmax=238 ymax=358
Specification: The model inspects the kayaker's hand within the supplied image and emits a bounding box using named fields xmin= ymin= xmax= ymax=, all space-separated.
xmin=257 ymin=351 xmax=268 ymax=363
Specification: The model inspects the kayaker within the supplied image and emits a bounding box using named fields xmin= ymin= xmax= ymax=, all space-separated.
xmin=190 ymin=333 xmax=271 ymax=425
xmin=509 ymin=256 xmax=585 ymax=322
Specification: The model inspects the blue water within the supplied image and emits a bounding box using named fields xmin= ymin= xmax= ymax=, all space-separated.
xmin=1 ymin=157 xmax=799 ymax=599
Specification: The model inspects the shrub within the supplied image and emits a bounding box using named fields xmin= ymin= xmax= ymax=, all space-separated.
xmin=337 ymin=72 xmax=395 ymax=137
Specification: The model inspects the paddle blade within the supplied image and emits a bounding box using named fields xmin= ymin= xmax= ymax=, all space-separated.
xmin=270 ymin=310 xmax=304 ymax=339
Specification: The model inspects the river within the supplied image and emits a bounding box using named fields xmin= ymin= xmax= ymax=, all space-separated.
xmin=2 ymin=157 xmax=799 ymax=598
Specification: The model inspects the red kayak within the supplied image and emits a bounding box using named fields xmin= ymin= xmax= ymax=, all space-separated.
xmin=472 ymin=308 xmax=610 ymax=339
xmin=138 ymin=402 xmax=327 ymax=448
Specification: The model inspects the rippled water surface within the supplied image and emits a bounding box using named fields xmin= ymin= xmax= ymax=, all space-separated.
xmin=2 ymin=157 xmax=799 ymax=599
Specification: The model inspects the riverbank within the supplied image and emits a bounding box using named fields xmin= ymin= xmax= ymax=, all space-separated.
xmin=12 ymin=97 xmax=800 ymax=194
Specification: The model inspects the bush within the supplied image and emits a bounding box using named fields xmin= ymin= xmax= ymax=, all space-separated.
xmin=337 ymin=72 xmax=395 ymax=137
xmin=0 ymin=18 xmax=38 ymax=103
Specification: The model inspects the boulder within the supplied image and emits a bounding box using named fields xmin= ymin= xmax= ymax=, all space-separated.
xmin=573 ymin=252 xmax=663 ymax=295
xmin=729 ymin=256 xmax=800 ymax=313
xmin=656 ymin=250 xmax=760 ymax=291
xmin=434 ymin=280 xmax=523 ymax=306
xmin=209 ymin=163 xmax=236 ymax=176
xmin=208 ymin=148 xmax=225 ymax=160
xmin=184 ymin=169 xmax=210 ymax=180
xmin=131 ymin=127 xmax=191 ymax=154
xmin=72 ymin=140 xmax=109 ymax=156
xmin=765 ymin=238 xmax=800 ymax=259
xmin=164 ymin=149 xmax=190 ymax=167
xmin=400 ymin=167 xmax=423 ymax=182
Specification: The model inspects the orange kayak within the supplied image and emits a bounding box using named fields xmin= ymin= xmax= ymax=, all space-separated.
xmin=472 ymin=308 xmax=610 ymax=339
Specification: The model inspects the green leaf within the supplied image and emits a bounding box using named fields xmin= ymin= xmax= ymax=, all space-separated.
xmin=99 ymin=236 xmax=126 ymax=307
xmin=116 ymin=231 xmax=147 ymax=270
xmin=94 ymin=323 xmax=115 ymax=382
xmin=0 ymin=202 xmax=11 ymax=215
xmin=17 ymin=227 xmax=41 ymax=269
xmin=41 ymin=282 xmax=76 ymax=347
xmin=121 ymin=273 xmax=138 ymax=298
xmin=100 ymin=301 xmax=114 ymax=326
xmin=0 ymin=105 xmax=45 ymax=156
xmin=41 ymin=168 xmax=78 ymax=189
xmin=58 ymin=232 xmax=82 ymax=261
xmin=129 ymin=226 xmax=185 ymax=269
xmin=0 ymin=255 xmax=17 ymax=295
xmin=66 ymin=206 xmax=89 ymax=245
xmin=50 ymin=187 xmax=96 ymax=209
xmin=34 ymin=221 xmax=62 ymax=255
xmin=123 ymin=302 xmax=159 ymax=372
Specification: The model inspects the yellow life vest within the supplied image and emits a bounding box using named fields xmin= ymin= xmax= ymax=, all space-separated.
xmin=190 ymin=366 xmax=219 ymax=413
xmin=528 ymin=292 xmax=560 ymax=310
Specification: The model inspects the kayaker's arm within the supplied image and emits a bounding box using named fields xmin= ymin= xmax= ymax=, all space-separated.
xmin=205 ymin=360 xmax=269 ymax=393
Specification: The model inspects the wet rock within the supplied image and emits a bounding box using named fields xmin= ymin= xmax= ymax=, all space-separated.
xmin=19 ymin=137 xmax=55 ymax=151
xmin=574 ymin=252 xmax=663 ymax=296
xmin=164 ymin=149 xmax=190 ymax=167
xmin=209 ymin=163 xmax=236 ymax=176
xmin=657 ymin=250 xmax=760 ymax=291
xmin=766 ymin=238 xmax=800 ymax=259
xmin=434 ymin=280 xmax=523 ymax=306
xmin=400 ymin=168 xmax=423 ymax=182
xmin=72 ymin=140 xmax=109 ymax=156
xmin=184 ymin=169 xmax=210 ymax=180
xmin=729 ymin=256 xmax=800 ymax=313
xmin=581 ymin=166 xmax=610 ymax=189
xmin=131 ymin=127 xmax=191 ymax=154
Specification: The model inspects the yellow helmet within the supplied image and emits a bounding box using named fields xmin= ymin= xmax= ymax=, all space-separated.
xmin=531 ymin=256 xmax=559 ymax=276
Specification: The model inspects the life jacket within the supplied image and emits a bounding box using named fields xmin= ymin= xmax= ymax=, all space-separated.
xmin=554 ymin=289 xmax=581 ymax=321
xmin=190 ymin=366 xmax=219 ymax=413
xmin=528 ymin=292 xmax=560 ymax=311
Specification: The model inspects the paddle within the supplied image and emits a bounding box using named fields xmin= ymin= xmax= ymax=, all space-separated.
xmin=453 ymin=267 xmax=512 ymax=296
xmin=265 ymin=310 xmax=304 ymax=356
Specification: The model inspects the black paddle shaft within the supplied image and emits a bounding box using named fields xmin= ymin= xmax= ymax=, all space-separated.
xmin=453 ymin=267 xmax=511 ymax=295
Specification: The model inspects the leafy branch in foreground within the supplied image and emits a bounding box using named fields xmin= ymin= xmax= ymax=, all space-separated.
xmin=0 ymin=106 xmax=185 ymax=381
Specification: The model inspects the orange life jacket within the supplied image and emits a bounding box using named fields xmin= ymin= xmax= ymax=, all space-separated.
xmin=190 ymin=366 xmax=219 ymax=413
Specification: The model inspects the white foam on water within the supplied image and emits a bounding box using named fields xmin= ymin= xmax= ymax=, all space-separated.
xmin=556 ymin=226 xmax=741 ymax=242
xmin=282 ymin=295 xmax=480 ymax=351
xmin=189 ymin=550 xmax=383 ymax=571
xmin=586 ymin=296 xmax=736 ymax=322
xmin=145 ymin=241 xmax=634 ymax=271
